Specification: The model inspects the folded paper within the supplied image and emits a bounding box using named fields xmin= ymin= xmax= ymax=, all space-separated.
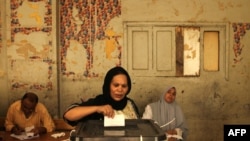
xmin=104 ymin=111 xmax=125 ymax=127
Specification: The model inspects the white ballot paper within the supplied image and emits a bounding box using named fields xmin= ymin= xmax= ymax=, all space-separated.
xmin=104 ymin=111 xmax=125 ymax=127
xmin=10 ymin=125 xmax=39 ymax=140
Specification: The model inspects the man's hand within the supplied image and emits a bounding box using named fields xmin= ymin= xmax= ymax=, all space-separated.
xmin=11 ymin=126 xmax=24 ymax=135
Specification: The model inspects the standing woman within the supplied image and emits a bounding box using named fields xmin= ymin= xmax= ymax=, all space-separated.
xmin=142 ymin=86 xmax=188 ymax=141
xmin=63 ymin=66 xmax=140 ymax=126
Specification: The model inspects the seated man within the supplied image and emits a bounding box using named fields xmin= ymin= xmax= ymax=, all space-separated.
xmin=5 ymin=92 xmax=55 ymax=135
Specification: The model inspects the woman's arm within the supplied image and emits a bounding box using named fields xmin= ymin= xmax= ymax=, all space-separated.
xmin=64 ymin=104 xmax=115 ymax=121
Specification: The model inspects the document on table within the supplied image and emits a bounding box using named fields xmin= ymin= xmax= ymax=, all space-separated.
xmin=10 ymin=132 xmax=39 ymax=140
xmin=104 ymin=111 xmax=125 ymax=127
xmin=10 ymin=125 xmax=39 ymax=140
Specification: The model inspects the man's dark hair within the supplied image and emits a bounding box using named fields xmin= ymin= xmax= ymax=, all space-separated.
xmin=21 ymin=92 xmax=39 ymax=103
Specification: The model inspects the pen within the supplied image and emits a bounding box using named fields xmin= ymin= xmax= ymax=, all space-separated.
xmin=160 ymin=118 xmax=175 ymax=128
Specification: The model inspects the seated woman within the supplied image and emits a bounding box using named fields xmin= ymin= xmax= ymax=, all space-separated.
xmin=142 ymin=86 xmax=188 ymax=141
xmin=63 ymin=66 xmax=140 ymax=126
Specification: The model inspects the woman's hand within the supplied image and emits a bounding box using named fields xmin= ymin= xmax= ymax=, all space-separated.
xmin=166 ymin=129 xmax=177 ymax=141
xmin=97 ymin=104 xmax=115 ymax=118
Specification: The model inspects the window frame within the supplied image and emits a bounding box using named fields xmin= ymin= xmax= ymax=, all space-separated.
xmin=123 ymin=22 xmax=229 ymax=80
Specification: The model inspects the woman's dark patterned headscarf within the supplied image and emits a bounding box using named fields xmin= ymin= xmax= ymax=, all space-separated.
xmin=64 ymin=66 xmax=135 ymax=125
xmin=102 ymin=66 xmax=131 ymax=110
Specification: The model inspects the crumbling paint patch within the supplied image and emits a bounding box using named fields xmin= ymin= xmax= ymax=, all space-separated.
xmin=104 ymin=28 xmax=122 ymax=60
xmin=232 ymin=23 xmax=250 ymax=64
xmin=8 ymin=0 xmax=54 ymax=90
xmin=11 ymin=0 xmax=51 ymax=27
xmin=8 ymin=31 xmax=51 ymax=60
xmin=10 ymin=59 xmax=54 ymax=90
xmin=183 ymin=27 xmax=200 ymax=76
xmin=64 ymin=40 xmax=87 ymax=78
xmin=60 ymin=0 xmax=121 ymax=79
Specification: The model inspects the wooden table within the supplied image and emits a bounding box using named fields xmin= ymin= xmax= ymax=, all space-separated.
xmin=0 ymin=131 xmax=70 ymax=141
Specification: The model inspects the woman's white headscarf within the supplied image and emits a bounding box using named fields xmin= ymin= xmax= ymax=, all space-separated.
xmin=150 ymin=86 xmax=188 ymax=140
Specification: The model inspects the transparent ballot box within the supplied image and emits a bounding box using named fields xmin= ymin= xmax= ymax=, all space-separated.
xmin=70 ymin=119 xmax=166 ymax=141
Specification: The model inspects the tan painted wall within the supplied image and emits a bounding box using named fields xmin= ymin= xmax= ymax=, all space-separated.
xmin=0 ymin=0 xmax=249 ymax=141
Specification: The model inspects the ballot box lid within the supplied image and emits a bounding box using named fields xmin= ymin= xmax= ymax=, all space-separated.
xmin=70 ymin=119 xmax=166 ymax=141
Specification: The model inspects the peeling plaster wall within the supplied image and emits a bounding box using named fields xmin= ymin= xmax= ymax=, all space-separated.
xmin=0 ymin=0 xmax=250 ymax=141
xmin=0 ymin=0 xmax=59 ymax=117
